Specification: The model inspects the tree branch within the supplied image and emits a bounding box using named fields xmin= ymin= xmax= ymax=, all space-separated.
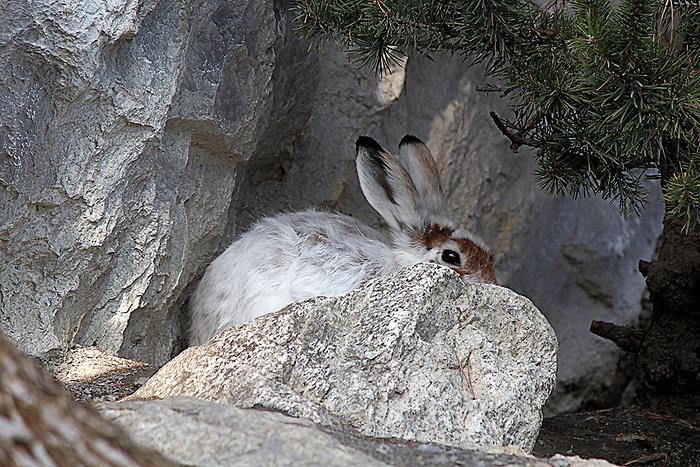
xmin=476 ymin=84 xmax=503 ymax=93
xmin=372 ymin=0 xmax=460 ymax=35
xmin=489 ymin=111 xmax=532 ymax=152
xmin=590 ymin=320 xmax=644 ymax=353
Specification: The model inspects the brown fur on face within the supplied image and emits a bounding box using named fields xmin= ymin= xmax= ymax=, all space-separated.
xmin=418 ymin=224 xmax=497 ymax=284
xmin=453 ymin=238 xmax=497 ymax=284
xmin=418 ymin=224 xmax=454 ymax=249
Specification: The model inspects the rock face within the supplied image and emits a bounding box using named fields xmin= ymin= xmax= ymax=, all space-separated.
xmin=0 ymin=0 xmax=280 ymax=365
xmin=101 ymin=398 xmax=613 ymax=467
xmin=1 ymin=0 xmax=662 ymax=411
xmin=130 ymin=264 xmax=558 ymax=452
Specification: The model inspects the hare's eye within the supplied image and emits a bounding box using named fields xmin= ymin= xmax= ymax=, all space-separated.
xmin=441 ymin=249 xmax=461 ymax=266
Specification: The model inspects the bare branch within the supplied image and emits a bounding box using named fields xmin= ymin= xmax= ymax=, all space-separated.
xmin=590 ymin=320 xmax=644 ymax=353
xmin=489 ymin=111 xmax=532 ymax=152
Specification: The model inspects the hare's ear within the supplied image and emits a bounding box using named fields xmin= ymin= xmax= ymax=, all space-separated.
xmin=398 ymin=135 xmax=447 ymax=219
xmin=356 ymin=136 xmax=420 ymax=233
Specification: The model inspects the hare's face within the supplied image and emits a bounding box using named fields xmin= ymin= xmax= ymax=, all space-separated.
xmin=420 ymin=224 xmax=497 ymax=284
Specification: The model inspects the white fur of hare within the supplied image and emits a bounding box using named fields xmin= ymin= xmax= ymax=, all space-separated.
xmin=189 ymin=136 xmax=497 ymax=345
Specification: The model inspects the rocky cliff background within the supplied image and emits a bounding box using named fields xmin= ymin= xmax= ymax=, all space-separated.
xmin=0 ymin=0 xmax=663 ymax=413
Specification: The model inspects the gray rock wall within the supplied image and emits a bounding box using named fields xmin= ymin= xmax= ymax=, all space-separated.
xmin=0 ymin=0 xmax=280 ymax=364
xmin=0 ymin=0 xmax=663 ymax=412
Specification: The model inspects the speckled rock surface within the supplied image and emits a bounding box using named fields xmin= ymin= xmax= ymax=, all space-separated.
xmin=130 ymin=264 xmax=558 ymax=452
xmin=101 ymin=397 xmax=613 ymax=466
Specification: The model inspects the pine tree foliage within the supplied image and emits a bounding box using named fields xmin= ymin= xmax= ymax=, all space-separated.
xmin=294 ymin=0 xmax=700 ymax=230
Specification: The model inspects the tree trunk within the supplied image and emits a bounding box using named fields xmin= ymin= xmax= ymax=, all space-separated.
xmin=638 ymin=218 xmax=700 ymax=405
xmin=0 ymin=335 xmax=178 ymax=467
xmin=591 ymin=217 xmax=700 ymax=410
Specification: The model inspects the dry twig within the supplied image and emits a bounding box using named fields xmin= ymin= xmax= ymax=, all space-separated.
xmin=489 ymin=111 xmax=532 ymax=152
xmin=456 ymin=351 xmax=477 ymax=400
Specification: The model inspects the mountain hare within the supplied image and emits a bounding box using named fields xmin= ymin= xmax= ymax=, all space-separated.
xmin=189 ymin=135 xmax=496 ymax=345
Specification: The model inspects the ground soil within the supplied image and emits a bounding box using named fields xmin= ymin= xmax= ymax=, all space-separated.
xmin=534 ymin=404 xmax=700 ymax=466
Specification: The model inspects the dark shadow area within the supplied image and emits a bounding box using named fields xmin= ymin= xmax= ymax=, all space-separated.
xmin=535 ymin=404 xmax=700 ymax=466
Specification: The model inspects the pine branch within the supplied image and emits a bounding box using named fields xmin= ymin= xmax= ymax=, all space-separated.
xmin=292 ymin=0 xmax=700 ymax=231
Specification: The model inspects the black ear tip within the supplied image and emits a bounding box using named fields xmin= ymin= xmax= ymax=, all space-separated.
xmin=356 ymin=136 xmax=384 ymax=153
xmin=399 ymin=134 xmax=423 ymax=146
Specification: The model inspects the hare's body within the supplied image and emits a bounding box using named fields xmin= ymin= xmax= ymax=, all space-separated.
xmin=190 ymin=210 xmax=420 ymax=345
xmin=190 ymin=136 xmax=497 ymax=345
